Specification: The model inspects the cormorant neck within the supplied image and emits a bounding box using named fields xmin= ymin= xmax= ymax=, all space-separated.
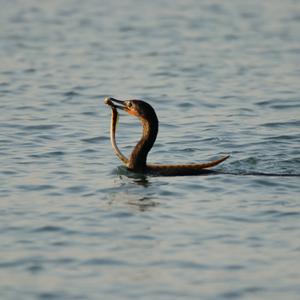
xmin=127 ymin=114 xmax=158 ymax=171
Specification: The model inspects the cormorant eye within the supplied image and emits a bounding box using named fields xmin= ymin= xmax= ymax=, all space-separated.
xmin=127 ymin=101 xmax=133 ymax=108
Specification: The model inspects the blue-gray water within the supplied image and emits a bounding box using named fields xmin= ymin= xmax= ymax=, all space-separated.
xmin=1 ymin=0 xmax=300 ymax=299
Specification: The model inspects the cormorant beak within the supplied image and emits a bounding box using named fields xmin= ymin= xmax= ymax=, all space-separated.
xmin=104 ymin=97 xmax=128 ymax=111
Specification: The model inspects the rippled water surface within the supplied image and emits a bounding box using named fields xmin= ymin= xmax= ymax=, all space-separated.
xmin=1 ymin=0 xmax=300 ymax=299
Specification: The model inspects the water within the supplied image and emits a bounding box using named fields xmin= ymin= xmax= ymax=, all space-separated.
xmin=1 ymin=0 xmax=300 ymax=299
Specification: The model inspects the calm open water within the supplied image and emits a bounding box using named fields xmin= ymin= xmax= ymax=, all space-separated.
xmin=1 ymin=0 xmax=300 ymax=299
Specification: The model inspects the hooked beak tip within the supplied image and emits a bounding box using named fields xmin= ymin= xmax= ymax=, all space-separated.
xmin=104 ymin=97 xmax=111 ymax=105
xmin=104 ymin=97 xmax=127 ymax=110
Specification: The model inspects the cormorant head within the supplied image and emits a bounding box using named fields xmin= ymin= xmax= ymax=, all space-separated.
xmin=104 ymin=97 xmax=157 ymax=122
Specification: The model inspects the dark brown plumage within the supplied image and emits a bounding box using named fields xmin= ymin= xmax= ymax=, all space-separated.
xmin=105 ymin=97 xmax=229 ymax=176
